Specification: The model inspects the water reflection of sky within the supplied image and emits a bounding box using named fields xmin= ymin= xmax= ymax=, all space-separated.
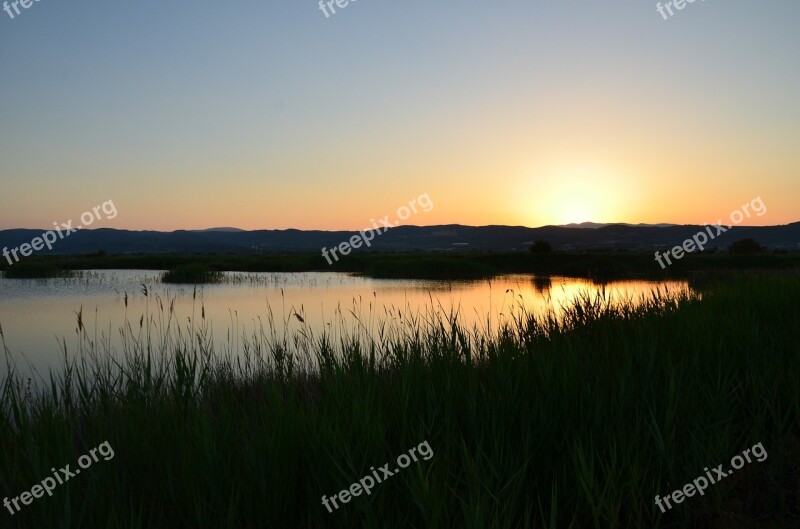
xmin=0 ymin=271 xmax=689 ymax=377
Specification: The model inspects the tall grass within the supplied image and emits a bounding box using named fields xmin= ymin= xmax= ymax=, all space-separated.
xmin=161 ymin=263 xmax=222 ymax=284
xmin=2 ymin=260 xmax=72 ymax=279
xmin=0 ymin=273 xmax=798 ymax=528
xmin=4 ymin=251 xmax=800 ymax=281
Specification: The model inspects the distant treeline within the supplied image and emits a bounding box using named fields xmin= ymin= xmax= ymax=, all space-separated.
xmin=2 ymin=251 xmax=800 ymax=281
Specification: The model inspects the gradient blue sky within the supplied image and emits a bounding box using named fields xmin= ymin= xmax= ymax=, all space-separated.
xmin=1 ymin=0 xmax=798 ymax=230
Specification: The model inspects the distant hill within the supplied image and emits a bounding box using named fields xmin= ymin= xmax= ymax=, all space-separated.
xmin=0 ymin=223 xmax=798 ymax=255
xmin=558 ymin=222 xmax=677 ymax=229
xmin=190 ymin=227 xmax=246 ymax=233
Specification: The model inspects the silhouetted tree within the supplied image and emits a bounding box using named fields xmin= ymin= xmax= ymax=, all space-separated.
xmin=530 ymin=240 xmax=553 ymax=253
xmin=532 ymin=275 xmax=552 ymax=294
xmin=729 ymin=238 xmax=765 ymax=254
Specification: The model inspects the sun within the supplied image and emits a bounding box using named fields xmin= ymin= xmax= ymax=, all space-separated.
xmin=560 ymin=199 xmax=597 ymax=225
xmin=537 ymin=177 xmax=604 ymax=225
xmin=515 ymin=164 xmax=633 ymax=227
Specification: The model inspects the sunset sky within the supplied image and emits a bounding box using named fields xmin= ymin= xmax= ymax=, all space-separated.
xmin=1 ymin=1 xmax=798 ymax=231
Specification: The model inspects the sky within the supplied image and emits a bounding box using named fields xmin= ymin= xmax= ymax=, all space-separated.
xmin=1 ymin=0 xmax=798 ymax=231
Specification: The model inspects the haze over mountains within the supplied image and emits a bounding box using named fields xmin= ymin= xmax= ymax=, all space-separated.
xmin=1 ymin=223 xmax=798 ymax=256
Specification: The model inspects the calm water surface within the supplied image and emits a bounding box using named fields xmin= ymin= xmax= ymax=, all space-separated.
xmin=0 ymin=270 xmax=689 ymax=377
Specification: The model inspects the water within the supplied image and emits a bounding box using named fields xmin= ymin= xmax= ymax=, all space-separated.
xmin=0 ymin=270 xmax=689 ymax=377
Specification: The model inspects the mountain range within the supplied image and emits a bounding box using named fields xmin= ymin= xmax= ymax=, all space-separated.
xmin=1 ymin=222 xmax=798 ymax=255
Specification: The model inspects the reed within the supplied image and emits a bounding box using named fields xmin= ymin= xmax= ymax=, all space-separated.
xmin=0 ymin=273 xmax=797 ymax=528
xmin=161 ymin=263 xmax=223 ymax=284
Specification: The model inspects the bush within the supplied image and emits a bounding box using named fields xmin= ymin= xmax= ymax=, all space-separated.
xmin=529 ymin=240 xmax=553 ymax=253
xmin=729 ymin=238 xmax=765 ymax=254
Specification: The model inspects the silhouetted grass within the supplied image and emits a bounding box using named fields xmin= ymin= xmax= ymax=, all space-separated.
xmin=364 ymin=255 xmax=497 ymax=279
xmin=2 ymin=260 xmax=72 ymax=279
xmin=2 ymin=251 xmax=799 ymax=280
xmin=0 ymin=273 xmax=798 ymax=528
xmin=161 ymin=264 xmax=222 ymax=284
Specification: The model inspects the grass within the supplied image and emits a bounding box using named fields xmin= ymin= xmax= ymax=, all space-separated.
xmin=363 ymin=255 xmax=497 ymax=279
xmin=1 ymin=251 xmax=799 ymax=280
xmin=161 ymin=264 xmax=223 ymax=284
xmin=0 ymin=273 xmax=798 ymax=528
xmin=1 ymin=260 xmax=72 ymax=279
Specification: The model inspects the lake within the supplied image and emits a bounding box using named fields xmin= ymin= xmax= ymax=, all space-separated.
xmin=0 ymin=271 xmax=689 ymax=378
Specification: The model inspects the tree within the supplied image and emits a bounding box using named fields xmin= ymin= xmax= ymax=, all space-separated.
xmin=729 ymin=238 xmax=765 ymax=254
xmin=530 ymin=240 xmax=553 ymax=253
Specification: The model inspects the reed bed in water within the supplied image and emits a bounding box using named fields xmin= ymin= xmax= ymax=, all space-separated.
xmin=0 ymin=273 xmax=798 ymax=528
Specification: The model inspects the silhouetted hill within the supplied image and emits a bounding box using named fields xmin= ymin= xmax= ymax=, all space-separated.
xmin=0 ymin=223 xmax=798 ymax=256
xmin=558 ymin=222 xmax=677 ymax=229
xmin=190 ymin=227 xmax=247 ymax=233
